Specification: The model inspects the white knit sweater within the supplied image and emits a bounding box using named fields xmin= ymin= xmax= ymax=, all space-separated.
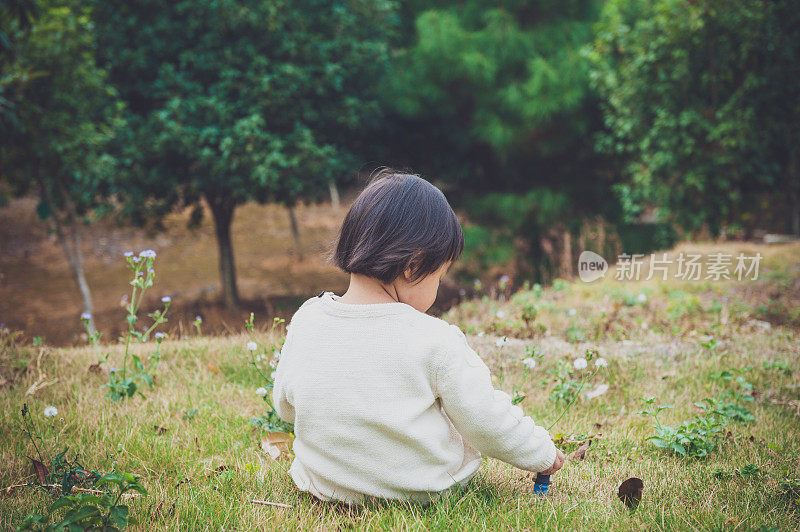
xmin=272 ymin=291 xmax=557 ymax=505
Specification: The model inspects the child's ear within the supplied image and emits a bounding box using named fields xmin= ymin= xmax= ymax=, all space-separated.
xmin=403 ymin=251 xmax=424 ymax=281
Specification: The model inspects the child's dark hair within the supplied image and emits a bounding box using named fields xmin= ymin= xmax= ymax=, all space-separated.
xmin=329 ymin=168 xmax=464 ymax=285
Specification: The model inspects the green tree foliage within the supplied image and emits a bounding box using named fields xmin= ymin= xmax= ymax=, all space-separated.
xmin=0 ymin=0 xmax=41 ymax=131
xmin=0 ymin=0 xmax=123 ymax=331
xmin=374 ymin=1 xmax=608 ymax=280
xmin=378 ymin=0 xmax=603 ymax=192
xmin=90 ymin=0 xmax=397 ymax=308
xmin=590 ymin=0 xmax=800 ymax=236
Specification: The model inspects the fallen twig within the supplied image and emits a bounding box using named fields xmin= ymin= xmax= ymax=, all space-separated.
xmin=251 ymin=499 xmax=293 ymax=508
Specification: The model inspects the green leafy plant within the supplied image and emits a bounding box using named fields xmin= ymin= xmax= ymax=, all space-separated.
xmin=694 ymin=397 xmax=756 ymax=424
xmin=762 ymin=360 xmax=791 ymax=375
xmin=17 ymin=404 xmax=147 ymax=531
xmin=636 ymin=397 xmax=723 ymax=459
xmin=81 ymin=250 xmax=169 ymax=401
xmin=19 ymin=468 xmax=147 ymax=531
xmin=713 ymin=464 xmax=760 ymax=480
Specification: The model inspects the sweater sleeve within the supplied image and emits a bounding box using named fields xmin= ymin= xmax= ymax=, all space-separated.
xmin=434 ymin=324 xmax=557 ymax=473
xmin=272 ymin=325 xmax=295 ymax=424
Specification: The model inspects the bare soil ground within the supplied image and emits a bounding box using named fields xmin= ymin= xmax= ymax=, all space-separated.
xmin=0 ymin=197 xmax=356 ymax=346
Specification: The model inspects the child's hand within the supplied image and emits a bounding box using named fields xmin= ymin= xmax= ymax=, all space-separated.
xmin=539 ymin=449 xmax=565 ymax=475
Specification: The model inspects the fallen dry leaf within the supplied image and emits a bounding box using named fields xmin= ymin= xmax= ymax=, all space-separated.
xmin=205 ymin=363 xmax=221 ymax=374
xmin=568 ymin=440 xmax=592 ymax=461
xmin=618 ymin=477 xmax=644 ymax=511
xmin=29 ymin=457 xmax=49 ymax=484
xmin=261 ymin=432 xmax=292 ymax=460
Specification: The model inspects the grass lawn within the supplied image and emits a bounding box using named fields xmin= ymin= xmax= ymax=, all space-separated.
xmin=1 ymin=242 xmax=799 ymax=530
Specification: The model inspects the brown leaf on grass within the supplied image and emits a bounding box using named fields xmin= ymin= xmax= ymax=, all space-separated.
xmin=205 ymin=363 xmax=221 ymax=374
xmin=88 ymin=364 xmax=102 ymax=374
xmin=28 ymin=457 xmax=49 ymax=484
xmin=568 ymin=440 xmax=592 ymax=461
xmin=69 ymin=469 xmax=97 ymax=485
xmin=261 ymin=432 xmax=292 ymax=460
xmin=154 ymin=425 xmax=168 ymax=435
xmin=617 ymin=477 xmax=644 ymax=511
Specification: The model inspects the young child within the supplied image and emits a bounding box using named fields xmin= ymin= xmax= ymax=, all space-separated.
xmin=272 ymin=168 xmax=565 ymax=506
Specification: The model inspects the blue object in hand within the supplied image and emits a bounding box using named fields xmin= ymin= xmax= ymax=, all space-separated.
xmin=533 ymin=473 xmax=550 ymax=495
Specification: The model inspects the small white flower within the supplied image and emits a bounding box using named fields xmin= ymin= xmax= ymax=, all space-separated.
xmin=44 ymin=406 xmax=58 ymax=418
xmin=473 ymin=279 xmax=482 ymax=290
xmin=139 ymin=249 xmax=156 ymax=258
xmin=594 ymin=357 xmax=608 ymax=367
xmin=495 ymin=336 xmax=508 ymax=348
xmin=131 ymin=256 xmax=141 ymax=263
xmin=123 ymin=251 xmax=134 ymax=257
xmin=477 ymin=331 xmax=485 ymax=337
xmin=495 ymin=310 xmax=506 ymax=319
xmin=269 ymin=359 xmax=278 ymax=368
xmin=637 ymin=293 xmax=647 ymax=303
xmin=641 ymin=322 xmax=649 ymax=330
xmin=154 ymin=332 xmax=166 ymax=339
xmin=161 ymin=296 xmax=171 ymax=303
xmin=270 ymin=370 xmax=277 ymax=379
xmin=194 ymin=315 xmax=202 ymax=322
xmin=246 ymin=341 xmax=258 ymax=352
xmin=80 ymin=312 xmax=92 ymax=321
xmin=255 ymin=387 xmax=268 ymax=397
xmin=566 ymin=308 xmax=577 ymax=317
xmin=500 ymin=274 xmax=510 ymax=284
xmin=522 ymin=357 xmax=537 ymax=369
xmin=573 ymin=357 xmax=588 ymax=370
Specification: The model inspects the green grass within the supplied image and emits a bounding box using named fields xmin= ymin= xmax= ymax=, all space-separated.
xmin=2 ymin=243 xmax=799 ymax=530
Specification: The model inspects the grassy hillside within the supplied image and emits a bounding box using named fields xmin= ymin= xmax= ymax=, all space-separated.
xmin=1 ymin=243 xmax=798 ymax=530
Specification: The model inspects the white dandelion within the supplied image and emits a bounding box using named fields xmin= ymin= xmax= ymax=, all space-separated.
xmin=522 ymin=357 xmax=537 ymax=369
xmin=573 ymin=357 xmax=588 ymax=370
xmin=594 ymin=357 xmax=608 ymax=367
xmin=255 ymin=387 xmax=268 ymax=397
xmin=246 ymin=341 xmax=258 ymax=352
xmin=44 ymin=406 xmax=58 ymax=418
xmin=495 ymin=336 xmax=508 ymax=348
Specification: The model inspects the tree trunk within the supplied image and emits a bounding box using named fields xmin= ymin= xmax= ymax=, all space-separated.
xmin=65 ymin=222 xmax=95 ymax=333
xmin=287 ymin=205 xmax=304 ymax=261
xmin=328 ymin=179 xmax=340 ymax=209
xmin=37 ymin=171 xmax=97 ymax=335
xmin=207 ymin=194 xmax=240 ymax=309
